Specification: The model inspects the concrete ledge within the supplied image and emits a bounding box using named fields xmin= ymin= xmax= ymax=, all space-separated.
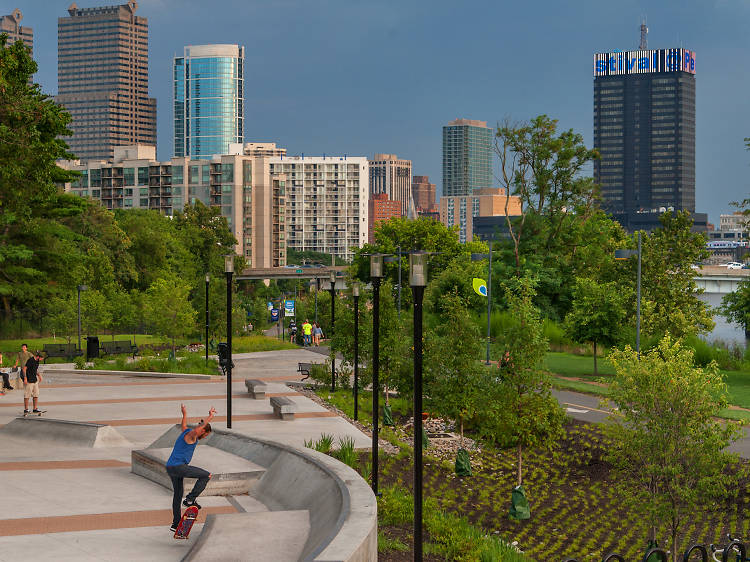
xmin=45 ymin=369 xmax=213 ymax=380
xmin=146 ymin=425 xmax=376 ymax=562
xmin=0 ymin=417 xmax=131 ymax=448
xmin=131 ymin=447 xmax=266 ymax=496
xmin=183 ymin=510 xmax=310 ymax=561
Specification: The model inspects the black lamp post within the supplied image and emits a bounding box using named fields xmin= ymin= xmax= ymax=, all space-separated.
xmin=352 ymin=281 xmax=360 ymax=421
xmin=329 ymin=270 xmax=337 ymax=393
xmin=205 ymin=273 xmax=210 ymax=366
xmin=410 ymin=251 xmax=428 ymax=562
xmin=225 ymin=255 xmax=234 ymax=429
xmin=384 ymin=246 xmax=405 ymax=317
xmin=471 ymin=240 xmax=493 ymax=365
xmin=615 ymin=231 xmax=642 ymax=357
xmin=314 ymin=277 xmax=319 ymax=323
xmin=77 ymin=284 xmax=88 ymax=352
xmin=370 ymin=254 xmax=384 ymax=495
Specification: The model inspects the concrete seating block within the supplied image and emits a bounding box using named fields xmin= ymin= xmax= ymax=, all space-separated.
xmin=244 ymin=378 xmax=268 ymax=399
xmin=270 ymin=396 xmax=297 ymax=420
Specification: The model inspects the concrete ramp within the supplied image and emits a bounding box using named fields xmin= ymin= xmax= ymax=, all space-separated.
xmin=132 ymin=447 xmax=266 ymax=496
xmin=0 ymin=417 xmax=131 ymax=448
xmin=183 ymin=510 xmax=310 ymax=562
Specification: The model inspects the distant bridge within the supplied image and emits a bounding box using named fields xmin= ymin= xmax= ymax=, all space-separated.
xmin=694 ymin=266 xmax=750 ymax=294
xmin=236 ymin=266 xmax=349 ymax=281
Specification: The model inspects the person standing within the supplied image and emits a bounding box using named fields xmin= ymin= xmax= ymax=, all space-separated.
xmin=166 ymin=404 xmax=215 ymax=532
xmin=0 ymin=352 xmax=11 ymax=392
xmin=22 ymin=351 xmax=44 ymax=414
xmin=288 ymin=319 xmax=297 ymax=344
xmin=302 ymin=319 xmax=312 ymax=347
xmin=14 ymin=343 xmax=33 ymax=371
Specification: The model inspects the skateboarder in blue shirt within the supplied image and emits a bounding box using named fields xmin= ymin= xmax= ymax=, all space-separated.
xmin=166 ymin=404 xmax=215 ymax=532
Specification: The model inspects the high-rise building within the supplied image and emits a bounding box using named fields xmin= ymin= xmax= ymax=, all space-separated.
xmin=174 ymin=45 xmax=244 ymax=159
xmin=56 ymin=1 xmax=156 ymax=162
xmin=412 ymin=175 xmax=436 ymax=213
xmin=440 ymin=188 xmax=522 ymax=243
xmin=368 ymin=193 xmax=402 ymax=243
xmin=270 ymin=156 xmax=369 ymax=261
xmin=594 ymin=45 xmax=696 ymax=228
xmin=1 ymin=9 xmax=33 ymax=53
xmin=58 ymin=142 xmax=289 ymax=268
xmin=442 ymin=118 xmax=493 ymax=197
xmin=368 ymin=154 xmax=413 ymax=216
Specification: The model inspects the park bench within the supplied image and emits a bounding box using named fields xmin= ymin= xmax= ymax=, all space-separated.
xmin=42 ymin=343 xmax=83 ymax=360
xmin=100 ymin=340 xmax=139 ymax=358
xmin=297 ymin=362 xmax=324 ymax=381
xmin=244 ymin=379 xmax=268 ymax=399
xmin=270 ymin=396 xmax=296 ymax=420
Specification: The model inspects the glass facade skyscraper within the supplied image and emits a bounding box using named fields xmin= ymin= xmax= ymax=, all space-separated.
xmin=442 ymin=119 xmax=493 ymax=197
xmin=593 ymin=48 xmax=696 ymax=216
xmin=174 ymin=44 xmax=244 ymax=158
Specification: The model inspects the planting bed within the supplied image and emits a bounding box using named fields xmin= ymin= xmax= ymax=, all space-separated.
xmin=377 ymin=419 xmax=750 ymax=560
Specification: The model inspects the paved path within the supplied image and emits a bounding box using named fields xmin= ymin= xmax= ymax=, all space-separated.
xmin=0 ymin=348 xmax=369 ymax=561
xmin=553 ymin=388 xmax=750 ymax=457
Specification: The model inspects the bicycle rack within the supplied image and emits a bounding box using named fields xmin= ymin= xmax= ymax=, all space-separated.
xmin=683 ymin=544 xmax=708 ymax=562
xmin=642 ymin=548 xmax=669 ymax=562
xmin=721 ymin=541 xmax=746 ymax=562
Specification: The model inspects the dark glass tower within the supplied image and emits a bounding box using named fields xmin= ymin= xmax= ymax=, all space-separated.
xmin=593 ymin=49 xmax=696 ymax=219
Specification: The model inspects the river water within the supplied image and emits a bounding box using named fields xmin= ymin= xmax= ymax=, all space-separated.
xmin=698 ymin=292 xmax=747 ymax=347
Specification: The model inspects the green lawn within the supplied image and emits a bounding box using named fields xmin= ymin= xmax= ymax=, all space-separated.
xmin=544 ymin=351 xmax=750 ymax=419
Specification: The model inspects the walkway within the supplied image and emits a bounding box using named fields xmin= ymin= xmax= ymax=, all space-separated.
xmin=0 ymin=348 xmax=369 ymax=561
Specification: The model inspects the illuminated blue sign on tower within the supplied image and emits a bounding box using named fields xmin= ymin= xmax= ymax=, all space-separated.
xmin=593 ymin=48 xmax=695 ymax=77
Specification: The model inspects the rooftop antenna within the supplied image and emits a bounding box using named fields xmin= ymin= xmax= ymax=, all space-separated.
xmin=639 ymin=17 xmax=648 ymax=50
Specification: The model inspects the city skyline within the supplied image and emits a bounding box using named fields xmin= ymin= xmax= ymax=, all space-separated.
xmin=9 ymin=0 xmax=750 ymax=225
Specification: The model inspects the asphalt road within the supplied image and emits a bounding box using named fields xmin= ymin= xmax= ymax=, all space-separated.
xmin=553 ymin=388 xmax=750 ymax=458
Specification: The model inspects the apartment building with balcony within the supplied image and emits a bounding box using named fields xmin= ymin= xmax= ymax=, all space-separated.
xmin=269 ymin=156 xmax=368 ymax=261
xmin=58 ymin=144 xmax=288 ymax=267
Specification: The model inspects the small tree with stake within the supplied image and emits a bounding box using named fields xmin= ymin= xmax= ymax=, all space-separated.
xmin=605 ymin=335 xmax=741 ymax=561
xmin=425 ymin=290 xmax=484 ymax=475
xmin=481 ymin=276 xmax=565 ymax=519
xmin=563 ymin=277 xmax=628 ymax=375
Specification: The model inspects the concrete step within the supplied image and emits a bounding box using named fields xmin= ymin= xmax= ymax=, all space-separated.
xmin=184 ymin=509 xmax=310 ymax=562
xmin=0 ymin=417 xmax=131 ymax=448
xmin=131 ymin=446 xmax=266 ymax=496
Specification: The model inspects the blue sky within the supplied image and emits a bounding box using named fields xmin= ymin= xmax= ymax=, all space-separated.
xmin=11 ymin=0 xmax=750 ymax=224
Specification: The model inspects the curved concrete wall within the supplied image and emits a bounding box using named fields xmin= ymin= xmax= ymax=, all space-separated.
xmin=148 ymin=425 xmax=376 ymax=562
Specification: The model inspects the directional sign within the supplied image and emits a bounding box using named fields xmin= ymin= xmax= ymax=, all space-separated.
xmin=267 ymin=301 xmax=273 ymax=311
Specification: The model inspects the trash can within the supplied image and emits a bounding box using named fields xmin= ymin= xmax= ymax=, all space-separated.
xmin=86 ymin=336 xmax=99 ymax=360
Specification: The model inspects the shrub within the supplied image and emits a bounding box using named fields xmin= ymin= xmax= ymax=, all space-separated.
xmin=73 ymin=356 xmax=85 ymax=370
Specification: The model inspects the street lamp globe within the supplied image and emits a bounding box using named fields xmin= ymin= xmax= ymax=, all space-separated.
xmin=409 ymin=252 xmax=428 ymax=287
xmin=224 ymin=254 xmax=234 ymax=274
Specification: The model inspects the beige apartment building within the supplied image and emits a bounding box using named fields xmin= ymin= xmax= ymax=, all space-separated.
xmin=412 ymin=175 xmax=436 ymax=213
xmin=439 ymin=188 xmax=522 ymax=243
xmin=1 ymin=9 xmax=33 ymax=52
xmin=270 ymin=156 xmax=369 ymax=261
xmin=59 ymin=143 xmax=288 ymax=268
xmin=369 ymin=154 xmax=413 ymax=217
xmin=56 ymin=2 xmax=156 ymax=162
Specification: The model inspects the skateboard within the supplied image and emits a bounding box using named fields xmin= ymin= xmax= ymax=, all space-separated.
xmin=22 ymin=410 xmax=46 ymax=417
xmin=173 ymin=505 xmax=199 ymax=539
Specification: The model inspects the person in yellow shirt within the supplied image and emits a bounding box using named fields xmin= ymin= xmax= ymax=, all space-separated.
xmin=302 ymin=319 xmax=313 ymax=347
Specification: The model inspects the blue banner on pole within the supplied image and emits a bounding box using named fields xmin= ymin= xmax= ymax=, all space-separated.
xmin=270 ymin=308 xmax=279 ymax=322
xmin=284 ymin=300 xmax=295 ymax=317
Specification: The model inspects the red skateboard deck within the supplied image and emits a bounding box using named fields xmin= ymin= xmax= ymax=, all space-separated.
xmin=174 ymin=505 xmax=199 ymax=539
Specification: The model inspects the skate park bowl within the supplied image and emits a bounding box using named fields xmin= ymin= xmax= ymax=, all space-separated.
xmin=133 ymin=425 xmax=377 ymax=562
xmin=0 ymin=417 xmax=131 ymax=448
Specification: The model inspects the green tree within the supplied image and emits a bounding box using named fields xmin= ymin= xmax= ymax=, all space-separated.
xmin=0 ymin=36 xmax=76 ymax=314
xmin=720 ymin=279 xmax=750 ymax=336
xmin=605 ymin=335 xmax=741 ymax=561
xmin=425 ymin=291 xmax=483 ymax=443
xmin=80 ymin=289 xmax=112 ymax=337
xmin=481 ymin=277 xmax=565 ymax=489
xmin=495 ymin=115 xmax=599 ymax=270
xmin=143 ymin=275 xmax=197 ymax=354
xmin=563 ymin=277 xmax=628 ymax=375
xmin=47 ymin=294 xmax=77 ymax=344
xmin=637 ymin=211 xmax=713 ymax=339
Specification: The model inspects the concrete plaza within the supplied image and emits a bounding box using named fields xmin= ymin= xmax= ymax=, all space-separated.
xmin=0 ymin=348 xmax=369 ymax=561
